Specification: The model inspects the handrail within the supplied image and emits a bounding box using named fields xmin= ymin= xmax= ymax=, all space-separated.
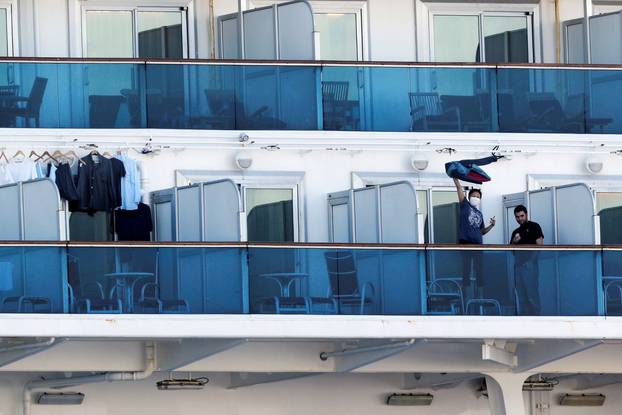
xmin=0 ymin=57 xmax=620 ymax=70
xmin=0 ymin=240 xmax=616 ymax=251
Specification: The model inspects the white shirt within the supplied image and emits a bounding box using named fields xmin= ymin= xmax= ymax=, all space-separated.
xmin=6 ymin=156 xmax=37 ymax=182
xmin=0 ymin=163 xmax=13 ymax=185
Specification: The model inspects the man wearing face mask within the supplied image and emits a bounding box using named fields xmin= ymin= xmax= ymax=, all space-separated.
xmin=453 ymin=177 xmax=496 ymax=297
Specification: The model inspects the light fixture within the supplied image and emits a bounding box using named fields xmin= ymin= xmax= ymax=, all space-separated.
xmin=559 ymin=393 xmax=605 ymax=406
xmin=235 ymin=151 xmax=253 ymax=170
xmin=523 ymin=380 xmax=555 ymax=391
xmin=585 ymin=157 xmax=604 ymax=174
xmin=386 ymin=393 xmax=433 ymax=406
xmin=37 ymin=392 xmax=84 ymax=405
xmin=156 ymin=377 xmax=209 ymax=391
xmin=411 ymin=158 xmax=429 ymax=171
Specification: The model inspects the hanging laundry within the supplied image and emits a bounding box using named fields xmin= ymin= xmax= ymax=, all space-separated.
xmin=110 ymin=157 xmax=126 ymax=209
xmin=54 ymin=162 xmax=78 ymax=202
xmin=445 ymin=154 xmax=503 ymax=185
xmin=76 ymin=154 xmax=118 ymax=212
xmin=47 ymin=163 xmax=57 ymax=183
xmin=35 ymin=162 xmax=47 ymax=179
xmin=118 ymin=155 xmax=142 ymax=210
xmin=6 ymin=154 xmax=37 ymax=182
xmin=114 ymin=202 xmax=153 ymax=241
xmin=0 ymin=163 xmax=13 ymax=185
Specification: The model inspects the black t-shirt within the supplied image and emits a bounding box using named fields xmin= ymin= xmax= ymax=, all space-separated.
xmin=510 ymin=221 xmax=544 ymax=244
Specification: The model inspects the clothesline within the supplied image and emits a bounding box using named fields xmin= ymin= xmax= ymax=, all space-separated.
xmin=0 ymin=148 xmax=143 ymax=213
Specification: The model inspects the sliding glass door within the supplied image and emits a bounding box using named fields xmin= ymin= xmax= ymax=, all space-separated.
xmin=84 ymin=8 xmax=187 ymax=58
xmin=432 ymin=12 xmax=533 ymax=64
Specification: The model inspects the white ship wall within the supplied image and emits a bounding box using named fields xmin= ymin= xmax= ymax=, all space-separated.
xmin=4 ymin=0 xmax=620 ymax=61
xmin=122 ymin=134 xmax=620 ymax=244
xmin=0 ymin=372 xmax=619 ymax=414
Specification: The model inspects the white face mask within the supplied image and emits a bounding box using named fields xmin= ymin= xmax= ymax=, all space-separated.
xmin=469 ymin=196 xmax=481 ymax=209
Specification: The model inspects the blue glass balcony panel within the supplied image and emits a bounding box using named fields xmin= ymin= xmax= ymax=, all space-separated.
xmin=0 ymin=61 xmax=620 ymax=133
xmin=248 ymin=247 xmax=425 ymax=315
xmin=145 ymin=63 xmax=319 ymax=130
xmin=66 ymin=246 xmax=245 ymax=314
xmin=410 ymin=67 xmax=496 ymax=133
xmin=588 ymin=69 xmax=622 ymax=134
xmin=496 ymin=68 xmax=590 ymax=134
xmin=0 ymin=244 xmax=608 ymax=316
xmin=0 ymin=246 xmax=65 ymax=313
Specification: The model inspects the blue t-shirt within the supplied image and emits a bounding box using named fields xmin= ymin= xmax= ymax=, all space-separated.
xmin=459 ymin=199 xmax=484 ymax=244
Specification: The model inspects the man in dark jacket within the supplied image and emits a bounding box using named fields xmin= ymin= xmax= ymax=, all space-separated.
xmin=510 ymin=205 xmax=544 ymax=315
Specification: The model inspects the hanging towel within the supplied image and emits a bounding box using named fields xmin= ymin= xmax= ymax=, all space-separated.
xmin=445 ymin=154 xmax=502 ymax=185
xmin=118 ymin=155 xmax=142 ymax=210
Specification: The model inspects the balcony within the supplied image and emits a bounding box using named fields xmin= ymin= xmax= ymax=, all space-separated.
xmin=0 ymin=59 xmax=620 ymax=133
xmin=1 ymin=242 xmax=620 ymax=316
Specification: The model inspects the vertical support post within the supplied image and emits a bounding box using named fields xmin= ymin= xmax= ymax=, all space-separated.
xmin=484 ymin=373 xmax=528 ymax=415
xmin=18 ymin=182 xmax=25 ymax=240
xmin=237 ymin=0 xmax=245 ymax=59
xmin=583 ymin=0 xmax=592 ymax=64
xmin=555 ymin=0 xmax=562 ymax=63
xmin=596 ymin=248 xmax=605 ymax=316
xmin=241 ymin=247 xmax=249 ymax=313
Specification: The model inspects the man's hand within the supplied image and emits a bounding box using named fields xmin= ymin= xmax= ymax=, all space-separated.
xmin=512 ymin=233 xmax=521 ymax=243
xmin=482 ymin=216 xmax=496 ymax=235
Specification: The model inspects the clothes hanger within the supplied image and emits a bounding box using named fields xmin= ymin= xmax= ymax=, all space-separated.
xmin=12 ymin=150 xmax=25 ymax=159
xmin=102 ymin=151 xmax=113 ymax=158
xmin=63 ymin=150 xmax=83 ymax=166
xmin=40 ymin=151 xmax=58 ymax=164
xmin=29 ymin=150 xmax=40 ymax=160
xmin=0 ymin=150 xmax=7 ymax=163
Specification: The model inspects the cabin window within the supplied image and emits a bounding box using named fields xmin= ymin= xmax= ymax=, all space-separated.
xmin=417 ymin=188 xmax=460 ymax=244
xmin=84 ymin=7 xmax=188 ymax=58
xmin=314 ymin=11 xmax=360 ymax=60
xmin=246 ymin=0 xmax=367 ymax=60
xmin=432 ymin=12 xmax=533 ymax=63
xmin=597 ymin=192 xmax=622 ymax=244
xmin=0 ymin=5 xmax=14 ymax=57
xmin=243 ymin=186 xmax=298 ymax=242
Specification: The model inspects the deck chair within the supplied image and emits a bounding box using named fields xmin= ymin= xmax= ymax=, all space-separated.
xmin=0 ymin=261 xmax=52 ymax=312
xmin=524 ymin=93 xmax=566 ymax=132
xmin=67 ymin=282 xmax=123 ymax=314
xmin=257 ymin=295 xmax=311 ymax=314
xmin=426 ymin=278 xmax=464 ymax=315
xmin=604 ymin=279 xmax=622 ymax=316
xmin=310 ymin=251 xmax=374 ymax=314
xmin=322 ymin=81 xmax=356 ymax=130
xmin=0 ymin=85 xmax=19 ymax=126
xmin=200 ymin=89 xmax=236 ymax=129
xmin=67 ymin=256 xmax=122 ymax=314
xmin=322 ymin=81 xmax=349 ymax=102
xmin=89 ymin=95 xmax=124 ymax=128
xmin=0 ymin=77 xmax=47 ymax=127
xmin=465 ymin=298 xmax=502 ymax=316
xmin=408 ymin=92 xmax=461 ymax=131
xmin=135 ymin=282 xmax=189 ymax=313
xmin=133 ymin=250 xmax=189 ymax=314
